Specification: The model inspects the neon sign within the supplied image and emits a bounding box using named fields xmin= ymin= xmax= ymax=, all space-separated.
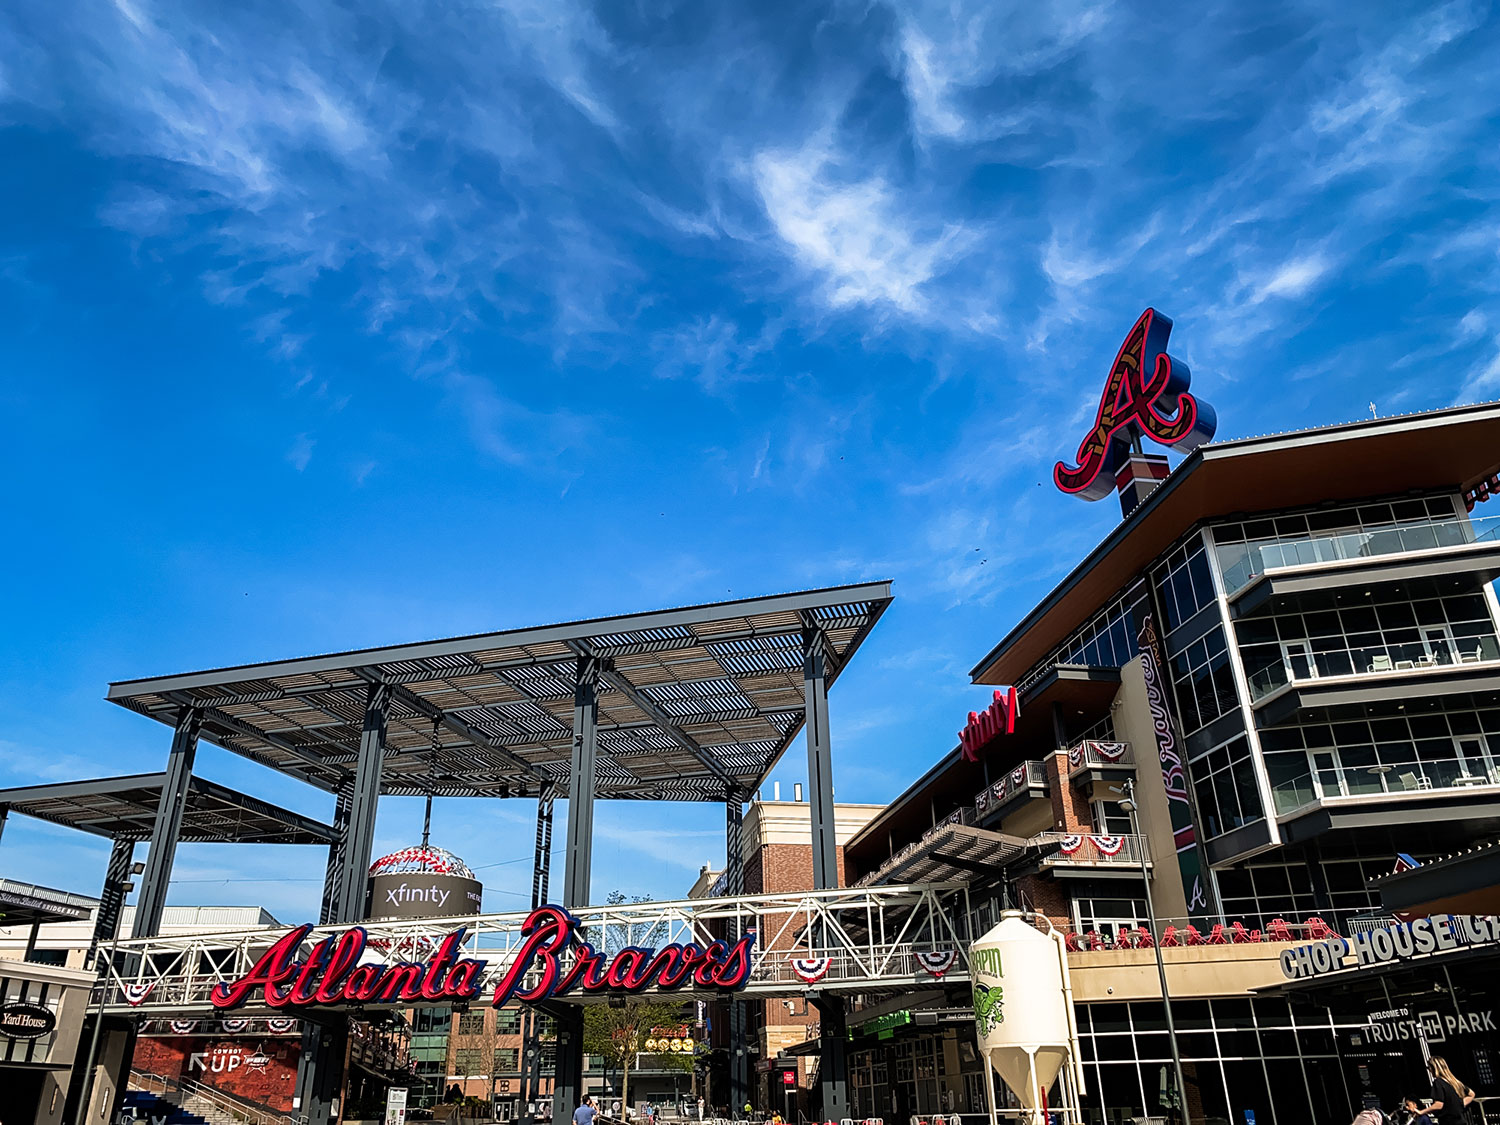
xmin=210 ymin=905 xmax=755 ymax=1011
xmin=1054 ymin=309 xmax=1217 ymax=501
xmin=959 ymin=687 xmax=1019 ymax=762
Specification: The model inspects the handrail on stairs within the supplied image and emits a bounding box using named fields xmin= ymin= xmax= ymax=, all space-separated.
xmin=129 ymin=1067 xmax=295 ymax=1125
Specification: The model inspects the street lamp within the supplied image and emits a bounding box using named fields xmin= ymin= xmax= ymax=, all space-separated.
xmin=1119 ymin=778 xmax=1190 ymax=1125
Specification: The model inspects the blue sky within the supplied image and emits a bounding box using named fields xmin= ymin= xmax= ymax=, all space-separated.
xmin=2 ymin=0 xmax=1499 ymax=922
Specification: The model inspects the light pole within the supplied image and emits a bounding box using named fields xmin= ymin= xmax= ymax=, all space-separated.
xmin=1119 ymin=778 xmax=1189 ymax=1125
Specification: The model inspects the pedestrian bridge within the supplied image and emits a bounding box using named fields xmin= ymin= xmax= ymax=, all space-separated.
xmin=94 ymin=883 xmax=974 ymax=1016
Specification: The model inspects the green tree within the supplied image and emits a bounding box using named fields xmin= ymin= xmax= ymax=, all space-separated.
xmin=582 ymin=998 xmax=693 ymax=1113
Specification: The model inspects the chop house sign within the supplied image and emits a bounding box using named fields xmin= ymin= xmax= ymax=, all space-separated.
xmin=211 ymin=905 xmax=756 ymax=1011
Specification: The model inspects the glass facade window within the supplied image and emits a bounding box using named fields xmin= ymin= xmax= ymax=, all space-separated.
xmin=454 ymin=1047 xmax=485 ymax=1075
xmin=1019 ymin=589 xmax=1144 ymax=694
xmin=1190 ymin=734 xmax=1264 ymax=839
xmin=1214 ymin=853 xmax=1402 ymax=929
xmin=1260 ymin=704 xmax=1500 ymax=814
xmin=1170 ymin=627 xmax=1240 ymax=734
xmin=495 ymin=1047 xmax=520 ymax=1074
xmin=458 ymin=1010 xmax=486 ymax=1035
xmin=1213 ymin=496 xmax=1493 ymax=594
xmin=496 ymin=1007 xmax=522 ymax=1035
xmin=1153 ymin=538 xmax=1217 ymax=632
xmin=1236 ymin=588 xmax=1500 ymax=700
xmin=1073 ymin=896 xmax=1148 ymax=938
xmin=1077 ymin=997 xmax=1354 ymax=1125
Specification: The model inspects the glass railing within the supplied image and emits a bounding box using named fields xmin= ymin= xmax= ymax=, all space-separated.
xmin=1217 ymin=512 xmax=1500 ymax=596
xmin=1272 ymin=760 xmax=1500 ymax=815
xmin=1245 ymin=635 xmax=1500 ymax=701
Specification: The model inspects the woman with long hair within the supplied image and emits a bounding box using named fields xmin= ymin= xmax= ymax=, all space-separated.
xmin=1426 ymin=1056 xmax=1476 ymax=1125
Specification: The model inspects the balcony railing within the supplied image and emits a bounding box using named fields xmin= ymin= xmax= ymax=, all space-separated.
xmin=1067 ymin=740 xmax=1135 ymax=776
xmin=1246 ymin=635 xmax=1500 ymax=702
xmin=1271 ymin=759 xmax=1500 ymax=816
xmin=1033 ymin=830 xmax=1150 ymax=868
xmin=973 ymin=760 xmax=1048 ymax=819
xmin=1217 ymin=511 xmax=1500 ymax=596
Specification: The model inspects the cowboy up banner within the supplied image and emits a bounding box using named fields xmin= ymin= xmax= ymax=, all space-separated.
xmin=1136 ymin=612 xmax=1214 ymax=920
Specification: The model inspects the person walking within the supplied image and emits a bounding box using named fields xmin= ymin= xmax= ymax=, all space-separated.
xmin=1426 ymin=1057 xmax=1476 ymax=1125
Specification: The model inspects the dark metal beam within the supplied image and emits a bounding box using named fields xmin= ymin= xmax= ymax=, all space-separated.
xmin=89 ymin=837 xmax=135 ymax=958
xmin=131 ymin=708 xmax=202 ymax=939
xmin=567 ymin=640 xmax=739 ymax=791
xmin=803 ymin=628 xmax=838 ymax=891
xmin=350 ymin=669 xmax=547 ymax=781
xmin=319 ymin=782 xmax=354 ymax=925
xmin=106 ymin=582 xmax=893 ymax=698
xmin=334 ymin=683 xmax=389 ymax=924
xmin=563 ymin=655 xmax=600 ymax=910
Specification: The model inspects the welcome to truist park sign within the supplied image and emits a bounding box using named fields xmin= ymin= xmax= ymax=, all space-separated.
xmin=1279 ymin=914 xmax=1500 ymax=981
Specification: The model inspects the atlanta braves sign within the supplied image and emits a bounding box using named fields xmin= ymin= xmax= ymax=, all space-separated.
xmin=211 ymin=905 xmax=755 ymax=1011
xmin=1054 ymin=309 xmax=1217 ymax=501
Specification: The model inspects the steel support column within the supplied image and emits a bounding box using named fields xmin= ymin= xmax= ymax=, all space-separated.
xmin=521 ymin=784 xmax=556 ymax=1125
xmin=318 ymin=783 xmax=354 ymax=925
xmin=555 ymin=658 xmax=599 ymax=1122
xmin=813 ymin=998 xmax=849 ymax=1121
xmin=88 ymin=838 xmax=135 ymax=959
xmin=131 ymin=707 xmax=202 ymax=939
xmin=802 ymin=628 xmax=837 ymax=891
xmin=725 ymin=797 xmax=750 ymax=1114
xmin=335 ymin=683 xmax=389 ymax=924
xmin=292 ymin=1019 xmax=349 ymax=1125
xmin=564 ymin=655 xmax=600 ymax=910
xmin=0 ymin=804 xmax=8 ymax=845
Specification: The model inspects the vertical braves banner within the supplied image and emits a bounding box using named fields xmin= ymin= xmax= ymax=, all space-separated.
xmin=1136 ymin=613 xmax=1213 ymax=919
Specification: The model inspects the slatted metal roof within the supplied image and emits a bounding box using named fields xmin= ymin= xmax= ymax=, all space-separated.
xmin=105 ymin=583 xmax=893 ymax=802
xmin=0 ymin=774 xmax=336 ymax=844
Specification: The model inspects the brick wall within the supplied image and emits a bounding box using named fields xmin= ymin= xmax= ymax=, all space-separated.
xmin=132 ymin=1036 xmax=300 ymax=1113
xmin=1045 ymin=752 xmax=1093 ymax=833
xmin=1016 ymin=874 xmax=1072 ymax=930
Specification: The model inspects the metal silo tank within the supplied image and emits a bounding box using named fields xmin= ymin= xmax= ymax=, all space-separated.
xmin=969 ymin=911 xmax=1084 ymax=1125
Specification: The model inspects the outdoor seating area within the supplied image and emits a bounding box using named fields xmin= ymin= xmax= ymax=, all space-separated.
xmin=1064 ymin=915 xmax=1341 ymax=952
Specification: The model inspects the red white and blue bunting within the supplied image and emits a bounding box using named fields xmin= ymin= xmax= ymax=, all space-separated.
xmin=170 ymin=1019 xmax=197 ymax=1034
xmin=916 ymin=950 xmax=957 ymax=978
xmin=791 ymin=957 xmax=831 ymax=984
xmin=122 ymin=983 xmax=156 ymax=1007
xmin=267 ymin=1017 xmax=297 ymax=1034
xmin=221 ymin=1017 xmax=249 ymax=1033
xmin=1093 ymin=835 xmax=1127 ymax=856
xmin=1058 ymin=835 xmax=1085 ymax=855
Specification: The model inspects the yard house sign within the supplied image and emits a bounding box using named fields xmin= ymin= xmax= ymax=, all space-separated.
xmin=1054 ymin=309 xmax=1217 ymax=501
xmin=211 ymin=904 xmax=756 ymax=1011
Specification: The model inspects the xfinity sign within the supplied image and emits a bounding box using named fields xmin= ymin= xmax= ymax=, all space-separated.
xmin=1279 ymin=914 xmax=1500 ymax=980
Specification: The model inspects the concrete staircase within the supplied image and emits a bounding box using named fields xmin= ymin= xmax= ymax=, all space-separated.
xmin=120 ymin=1090 xmax=212 ymax=1125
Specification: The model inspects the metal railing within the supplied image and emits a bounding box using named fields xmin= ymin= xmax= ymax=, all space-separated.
xmin=1245 ymin=635 xmax=1500 ymax=701
xmin=1216 ymin=511 xmax=1500 ymax=596
xmin=1032 ymin=831 xmax=1150 ymax=868
xmin=973 ymin=760 xmax=1049 ymax=818
xmin=130 ymin=1067 xmax=294 ymax=1125
xmin=1063 ymin=914 xmax=1343 ymax=951
xmin=95 ymin=884 xmax=975 ymax=1014
xmin=1067 ymin=740 xmax=1135 ymax=775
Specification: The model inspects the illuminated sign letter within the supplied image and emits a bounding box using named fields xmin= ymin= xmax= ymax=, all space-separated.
xmin=1054 ymin=309 xmax=1217 ymax=501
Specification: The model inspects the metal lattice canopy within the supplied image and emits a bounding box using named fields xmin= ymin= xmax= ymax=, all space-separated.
xmin=0 ymin=773 xmax=336 ymax=844
xmin=105 ymin=583 xmax=893 ymax=802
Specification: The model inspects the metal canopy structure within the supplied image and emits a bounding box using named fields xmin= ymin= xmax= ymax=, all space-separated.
xmin=0 ymin=774 xmax=336 ymax=845
xmin=105 ymin=583 xmax=892 ymax=802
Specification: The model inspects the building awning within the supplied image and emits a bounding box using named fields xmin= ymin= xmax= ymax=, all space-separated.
xmin=856 ymin=823 xmax=1041 ymax=886
xmin=1369 ymin=839 xmax=1500 ymax=916
xmin=0 ymin=773 xmax=336 ymax=844
xmin=0 ymin=879 xmax=97 ymax=926
xmin=105 ymin=584 xmax=892 ymax=802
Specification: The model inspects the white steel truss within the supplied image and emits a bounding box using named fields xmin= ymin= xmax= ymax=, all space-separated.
xmin=93 ymin=883 xmax=973 ymax=1016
